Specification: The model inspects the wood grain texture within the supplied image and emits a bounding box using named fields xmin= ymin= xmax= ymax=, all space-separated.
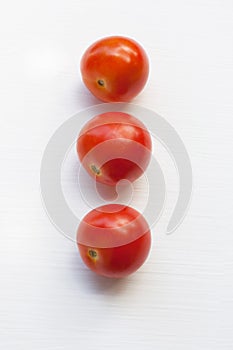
xmin=0 ymin=0 xmax=233 ymax=349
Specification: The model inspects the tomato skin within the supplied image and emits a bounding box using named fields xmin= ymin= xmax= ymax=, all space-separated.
xmin=77 ymin=204 xmax=151 ymax=278
xmin=77 ymin=112 xmax=152 ymax=186
xmin=80 ymin=36 xmax=149 ymax=102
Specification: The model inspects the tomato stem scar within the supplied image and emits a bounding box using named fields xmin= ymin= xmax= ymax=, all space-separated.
xmin=97 ymin=79 xmax=105 ymax=87
xmin=90 ymin=164 xmax=101 ymax=176
xmin=88 ymin=249 xmax=97 ymax=258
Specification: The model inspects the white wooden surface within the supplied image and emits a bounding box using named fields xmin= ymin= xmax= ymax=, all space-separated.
xmin=1 ymin=1 xmax=233 ymax=349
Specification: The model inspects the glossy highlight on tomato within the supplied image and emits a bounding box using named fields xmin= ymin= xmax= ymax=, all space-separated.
xmin=77 ymin=204 xmax=151 ymax=278
xmin=80 ymin=36 xmax=149 ymax=102
xmin=76 ymin=111 xmax=152 ymax=186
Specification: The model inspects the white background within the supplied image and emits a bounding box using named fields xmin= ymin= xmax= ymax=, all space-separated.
xmin=1 ymin=1 xmax=233 ymax=349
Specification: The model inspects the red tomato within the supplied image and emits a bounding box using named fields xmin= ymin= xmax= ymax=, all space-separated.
xmin=80 ymin=36 xmax=149 ymax=102
xmin=77 ymin=204 xmax=151 ymax=278
xmin=77 ymin=111 xmax=152 ymax=186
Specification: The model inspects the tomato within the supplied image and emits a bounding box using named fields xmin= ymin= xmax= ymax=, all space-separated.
xmin=80 ymin=36 xmax=149 ymax=102
xmin=77 ymin=111 xmax=152 ymax=186
xmin=77 ymin=204 xmax=151 ymax=278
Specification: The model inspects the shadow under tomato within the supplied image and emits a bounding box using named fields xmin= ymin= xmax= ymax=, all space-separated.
xmin=71 ymin=247 xmax=132 ymax=296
